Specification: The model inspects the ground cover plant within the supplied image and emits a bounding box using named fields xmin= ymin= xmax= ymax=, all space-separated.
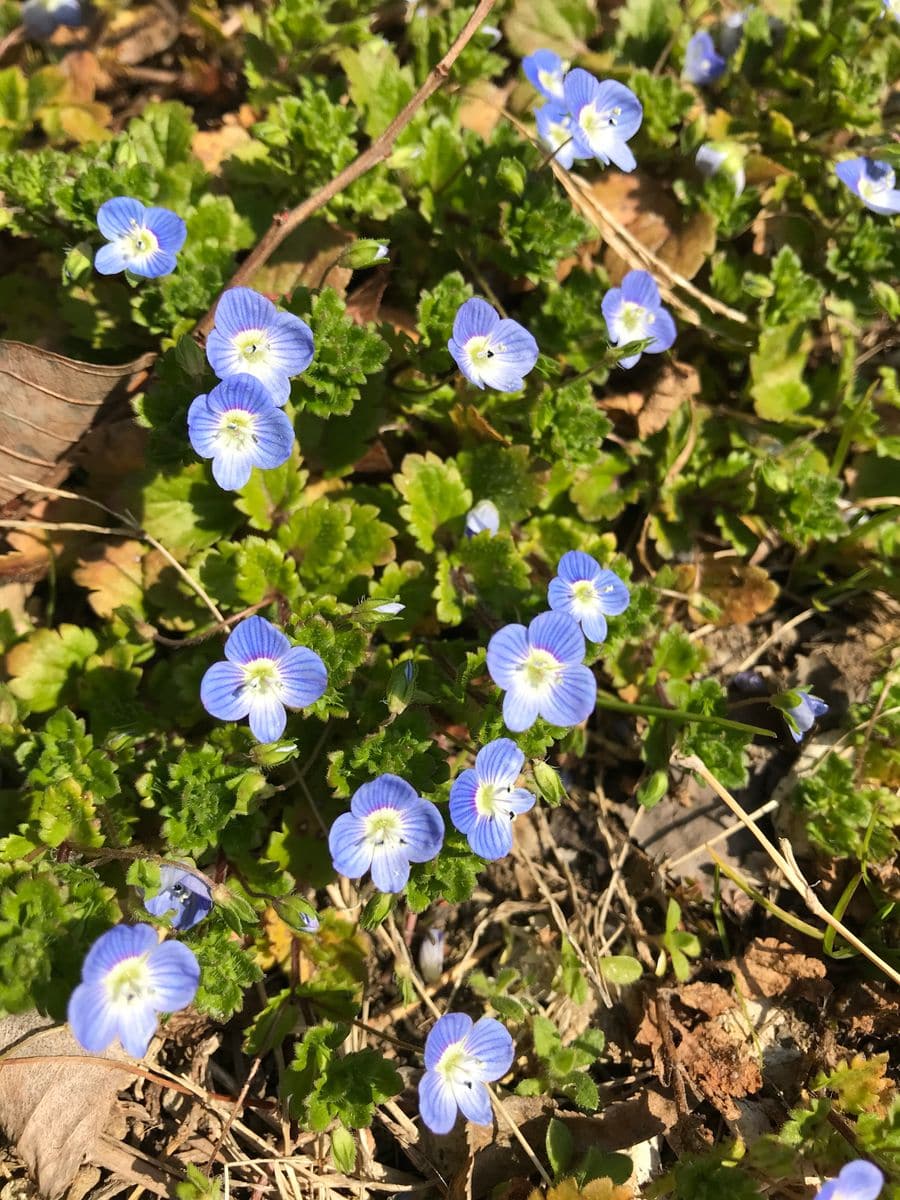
xmin=0 ymin=0 xmax=898 ymax=1197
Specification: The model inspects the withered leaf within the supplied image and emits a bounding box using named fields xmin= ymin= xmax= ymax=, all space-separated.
xmin=673 ymin=557 xmax=779 ymax=626
xmin=602 ymin=361 xmax=700 ymax=439
xmin=249 ymin=221 xmax=353 ymax=300
xmin=72 ymin=539 xmax=146 ymax=619
xmin=0 ymin=341 xmax=155 ymax=513
xmin=0 ymin=1011 xmax=127 ymax=1198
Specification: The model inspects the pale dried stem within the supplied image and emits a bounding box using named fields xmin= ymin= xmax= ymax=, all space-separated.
xmin=194 ymin=0 xmax=499 ymax=337
xmin=732 ymin=607 xmax=816 ymax=673
xmin=677 ymin=753 xmax=900 ymax=987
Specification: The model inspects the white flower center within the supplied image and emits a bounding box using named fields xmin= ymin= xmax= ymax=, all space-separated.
xmin=124 ymin=223 xmax=159 ymax=262
xmin=544 ymin=118 xmax=572 ymax=152
xmin=618 ymin=302 xmax=652 ymax=336
xmin=579 ymin=102 xmax=622 ymax=147
xmin=466 ymin=334 xmax=497 ymax=364
xmin=364 ymin=808 xmax=405 ymax=849
xmin=436 ymin=1043 xmax=482 ymax=1088
xmin=234 ymin=329 xmax=271 ymax=365
xmin=859 ymin=167 xmax=894 ymax=200
xmin=519 ymin=648 xmax=562 ymax=692
xmin=571 ymin=579 xmax=598 ymax=613
xmin=216 ymin=408 xmax=259 ymax=454
xmin=241 ymin=657 xmax=283 ymax=697
xmin=475 ymin=781 xmax=514 ymax=818
xmin=106 ymin=956 xmax=153 ymax=1008
xmin=537 ymin=68 xmax=565 ymax=99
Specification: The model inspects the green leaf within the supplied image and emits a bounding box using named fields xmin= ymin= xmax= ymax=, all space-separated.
xmin=546 ymin=1117 xmax=574 ymax=1178
xmin=331 ymin=1126 xmax=357 ymax=1175
xmin=6 ymin=626 xmax=98 ymax=712
xmin=750 ymin=323 xmax=812 ymax=421
xmin=293 ymin=287 xmax=388 ymax=417
xmin=395 ymin=452 xmax=472 ymax=552
xmin=600 ymin=955 xmax=643 ymax=986
xmin=337 ymin=39 xmax=414 ymax=138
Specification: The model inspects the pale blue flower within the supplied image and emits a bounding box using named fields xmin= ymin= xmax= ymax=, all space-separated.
xmin=783 ymin=690 xmax=829 ymax=743
xmin=522 ymin=49 xmax=568 ymax=102
xmin=465 ymin=500 xmax=500 ymax=537
xmin=142 ymin=867 xmax=212 ymax=931
xmin=328 ymin=774 xmax=444 ymax=893
xmin=94 ymin=197 xmax=186 ymax=278
xmin=449 ymin=738 xmax=535 ymax=860
xmin=419 ymin=1014 xmax=513 ymax=1134
xmin=535 ymin=102 xmax=581 ymax=170
xmin=602 ymin=270 xmax=676 ymax=369
xmin=683 ymin=31 xmax=727 ymax=85
xmin=815 ymin=1161 xmax=884 ymax=1200
xmin=22 ymin=0 xmax=83 ymax=37
xmin=448 ymin=299 xmax=538 ymax=392
xmin=487 ymin=610 xmax=596 ymax=732
xmin=548 ymin=551 xmax=630 ymax=643
xmin=835 ymin=158 xmax=900 ymax=216
xmin=188 ymin=376 xmax=295 ymax=491
xmin=200 ymin=615 xmax=327 ymax=743
xmin=418 ymin=929 xmax=445 ymax=981
xmin=206 ymin=287 xmax=314 ymax=406
xmin=563 ymin=69 xmax=643 ymax=172
xmin=696 ymin=141 xmax=746 ymax=196
xmin=68 ymin=925 xmax=199 ymax=1058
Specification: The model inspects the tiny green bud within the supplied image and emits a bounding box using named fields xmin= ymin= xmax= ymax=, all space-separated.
xmin=531 ymin=760 xmax=567 ymax=807
xmin=340 ymin=239 xmax=390 ymax=269
xmin=251 ymin=740 xmax=300 ymax=767
xmin=386 ymin=660 xmax=417 ymax=715
xmin=637 ymin=770 xmax=668 ymax=809
xmin=361 ymin=891 xmax=395 ymax=930
xmin=64 ymin=241 xmax=94 ymax=284
xmin=497 ymin=156 xmax=527 ymax=197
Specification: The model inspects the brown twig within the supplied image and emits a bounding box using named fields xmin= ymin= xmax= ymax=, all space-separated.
xmin=193 ymin=0 xmax=498 ymax=338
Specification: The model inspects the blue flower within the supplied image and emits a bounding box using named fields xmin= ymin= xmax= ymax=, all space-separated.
xmin=22 ymin=0 xmax=83 ymax=38
xmin=683 ymin=32 xmax=727 ymax=85
xmin=782 ymin=690 xmax=829 ymax=743
xmin=94 ymin=197 xmax=187 ymax=278
xmin=522 ymin=49 xmax=568 ymax=102
xmin=328 ymin=774 xmax=444 ymax=893
xmin=200 ymin=615 xmax=327 ymax=743
xmin=534 ymin=102 xmax=582 ymax=170
xmin=449 ymin=738 xmax=536 ymax=860
xmin=602 ymin=269 xmax=677 ymax=369
xmin=142 ymin=866 xmax=213 ymax=931
xmin=814 ymin=1161 xmax=884 ymax=1200
xmin=562 ymin=69 xmax=643 ymax=172
xmin=296 ymin=911 xmax=320 ymax=933
xmin=466 ymin=499 xmax=500 ymax=537
xmin=419 ymin=1013 xmax=513 ymax=1134
xmin=835 ymin=158 xmax=900 ymax=216
xmin=448 ymin=298 xmax=539 ymax=392
xmin=548 ymin=551 xmax=630 ymax=644
xmin=696 ymin=141 xmax=746 ymax=196
xmin=206 ymin=287 xmax=314 ymax=406
xmin=487 ymin=610 xmax=596 ymax=732
xmin=188 ymin=376 xmax=295 ymax=491
xmin=67 ymin=925 xmax=199 ymax=1058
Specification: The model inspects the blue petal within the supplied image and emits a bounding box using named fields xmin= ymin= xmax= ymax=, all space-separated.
xmin=464 ymin=1017 xmax=514 ymax=1079
xmin=116 ymin=1002 xmax=159 ymax=1058
xmin=449 ymin=769 xmax=480 ymax=835
xmin=617 ymin=351 xmax=641 ymax=369
xmin=424 ymin=1014 xmax=472 ymax=1069
xmin=143 ymin=207 xmax=187 ymax=254
xmin=399 ymin=799 xmax=445 ymax=862
xmin=506 ymin=787 xmax=537 ymax=815
xmin=595 ymin=569 xmax=630 ymax=615
xmin=547 ymin=578 xmax=576 ymax=620
xmin=593 ymin=80 xmax=643 ymax=141
xmin=620 ymin=270 xmax=661 ymax=311
xmin=541 ymin=664 xmax=596 ymax=727
xmin=250 ymin=405 xmax=295 ymax=470
xmin=601 ymin=287 xmax=624 ymax=338
xmin=580 ymin=610 xmax=609 ymax=643
xmin=80 ymin=924 xmax=158 ymax=984
xmin=68 ymin=982 xmax=119 ymax=1052
xmin=528 ymin=610 xmax=584 ymax=665
xmin=486 ymin=623 xmax=529 ymax=688
xmin=187 ymin=394 xmax=218 ymax=458
xmin=200 ymin=660 xmax=248 ymax=722
xmin=269 ymin=311 xmax=315 ymax=376
xmin=648 ymin=308 xmax=677 ymax=354
xmin=468 ymin=814 xmax=513 ymax=860
xmin=466 ymin=500 xmax=500 ymax=536
xmin=833 ymin=1162 xmax=884 ymax=1200
xmin=502 ymin=684 xmax=541 ymax=732
xmin=93 ymin=242 xmax=131 ymax=275
xmin=452 ymin=297 xmax=499 ymax=344
xmin=448 ymin=337 xmax=484 ymax=389
xmin=351 ymin=774 xmax=419 ymax=818
xmin=329 ymin=812 xmax=373 ymax=879
xmin=562 ymin=67 xmax=600 ymax=116
xmin=225 ymin=616 xmax=291 ymax=665
xmin=683 ymin=31 xmax=726 ymax=84
xmin=454 ymin=1078 xmax=493 ymax=1125
xmin=96 ymin=196 xmax=146 ymax=241
xmin=247 ymin=692 xmax=288 ymax=742
xmin=522 ymin=49 xmax=566 ymax=100
xmin=815 ymin=1183 xmax=838 ymax=1200
xmin=129 ymin=250 xmax=179 ymax=279
xmin=278 ymin=646 xmax=328 ymax=709
xmin=556 ymin=550 xmax=600 ymax=585
xmin=370 ymin=844 xmax=412 ymax=892
xmin=212 ymin=288 xmax=276 ymax=338
xmin=419 ymin=1069 xmax=459 ymax=1134
xmin=475 ymin=738 xmax=523 ymax=787
xmin=210 ymin=447 xmax=251 ymax=491
xmin=604 ymin=137 xmax=637 ymax=173
xmin=146 ymin=941 xmax=200 ymax=1011
xmin=206 ymin=375 xmax=279 ymax=418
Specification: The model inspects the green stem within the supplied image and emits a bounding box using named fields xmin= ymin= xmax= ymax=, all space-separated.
xmin=595 ymin=691 xmax=776 ymax=738
xmin=710 ymin=852 xmax=824 ymax=940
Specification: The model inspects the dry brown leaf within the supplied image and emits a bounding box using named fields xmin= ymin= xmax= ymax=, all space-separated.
xmin=0 ymin=341 xmax=155 ymax=513
xmin=602 ymin=362 xmax=699 ymax=439
xmin=0 ymin=1011 xmax=127 ymax=1198
xmin=730 ymin=937 xmax=829 ymax=1002
xmin=450 ymin=404 xmax=512 ymax=444
xmin=249 ymin=221 xmax=353 ymax=300
xmin=588 ymin=173 xmax=715 ymax=284
xmin=192 ymin=122 xmax=252 ymax=174
xmin=345 ymin=272 xmax=390 ymax=326
xmin=673 ymin=557 xmax=779 ymax=626
xmin=72 ymin=540 xmax=146 ymax=619
xmin=102 ymin=6 xmax=180 ymax=66
xmin=460 ymin=81 xmax=514 ymax=140
xmin=528 ymin=1179 xmax=634 ymax=1200
xmin=60 ymin=51 xmax=111 ymax=101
